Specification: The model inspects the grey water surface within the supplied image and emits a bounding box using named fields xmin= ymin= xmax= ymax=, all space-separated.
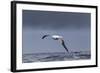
xmin=22 ymin=51 xmax=91 ymax=63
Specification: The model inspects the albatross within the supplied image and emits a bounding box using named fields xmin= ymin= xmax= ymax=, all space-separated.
xmin=42 ymin=35 xmax=69 ymax=53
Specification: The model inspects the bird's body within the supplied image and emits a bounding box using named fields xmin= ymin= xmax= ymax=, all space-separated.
xmin=52 ymin=35 xmax=63 ymax=40
xmin=42 ymin=35 xmax=69 ymax=53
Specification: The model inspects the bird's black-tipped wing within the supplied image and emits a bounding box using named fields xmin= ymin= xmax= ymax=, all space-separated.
xmin=42 ymin=35 xmax=49 ymax=39
xmin=61 ymin=40 xmax=69 ymax=53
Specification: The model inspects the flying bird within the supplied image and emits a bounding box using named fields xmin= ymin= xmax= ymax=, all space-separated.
xmin=42 ymin=35 xmax=69 ymax=53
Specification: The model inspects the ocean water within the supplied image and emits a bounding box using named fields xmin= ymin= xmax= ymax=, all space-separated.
xmin=22 ymin=51 xmax=91 ymax=63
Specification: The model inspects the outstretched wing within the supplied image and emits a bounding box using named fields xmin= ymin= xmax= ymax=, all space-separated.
xmin=42 ymin=35 xmax=49 ymax=39
xmin=61 ymin=40 xmax=69 ymax=53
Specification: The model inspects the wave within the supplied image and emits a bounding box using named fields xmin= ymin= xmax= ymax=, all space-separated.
xmin=22 ymin=51 xmax=91 ymax=63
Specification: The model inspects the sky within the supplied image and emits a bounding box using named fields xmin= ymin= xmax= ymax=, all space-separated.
xmin=22 ymin=10 xmax=91 ymax=54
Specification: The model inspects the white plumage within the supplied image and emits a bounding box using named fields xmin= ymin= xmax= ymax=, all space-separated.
xmin=52 ymin=35 xmax=63 ymax=39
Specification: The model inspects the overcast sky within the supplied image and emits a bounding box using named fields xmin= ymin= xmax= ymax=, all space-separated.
xmin=22 ymin=10 xmax=91 ymax=54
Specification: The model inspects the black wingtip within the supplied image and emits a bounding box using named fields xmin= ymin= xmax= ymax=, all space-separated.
xmin=42 ymin=37 xmax=45 ymax=39
xmin=42 ymin=35 xmax=49 ymax=39
xmin=61 ymin=40 xmax=69 ymax=53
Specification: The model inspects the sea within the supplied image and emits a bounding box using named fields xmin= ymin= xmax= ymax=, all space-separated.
xmin=22 ymin=51 xmax=91 ymax=63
